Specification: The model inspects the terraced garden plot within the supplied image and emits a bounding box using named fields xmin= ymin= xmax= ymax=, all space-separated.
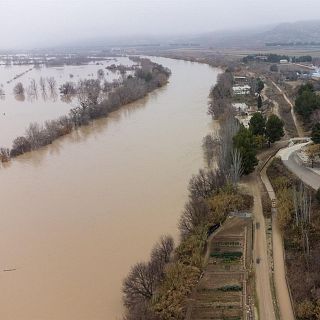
xmin=185 ymin=217 xmax=254 ymax=320
xmin=200 ymin=273 xmax=244 ymax=289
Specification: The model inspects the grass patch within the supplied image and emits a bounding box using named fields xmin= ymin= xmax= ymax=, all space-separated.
xmin=217 ymin=285 xmax=242 ymax=292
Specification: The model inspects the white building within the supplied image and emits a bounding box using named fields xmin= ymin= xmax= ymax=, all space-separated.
xmin=232 ymin=85 xmax=251 ymax=95
xmin=280 ymin=59 xmax=289 ymax=64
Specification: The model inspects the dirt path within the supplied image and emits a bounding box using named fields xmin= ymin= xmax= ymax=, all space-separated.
xmin=271 ymin=81 xmax=304 ymax=138
xmin=244 ymin=175 xmax=276 ymax=320
xmin=261 ymin=84 xmax=280 ymax=118
xmin=260 ymin=159 xmax=296 ymax=320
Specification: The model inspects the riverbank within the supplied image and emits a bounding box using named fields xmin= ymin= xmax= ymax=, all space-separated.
xmin=122 ymin=67 xmax=256 ymax=319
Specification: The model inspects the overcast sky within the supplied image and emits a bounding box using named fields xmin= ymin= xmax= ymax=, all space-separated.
xmin=1 ymin=0 xmax=320 ymax=49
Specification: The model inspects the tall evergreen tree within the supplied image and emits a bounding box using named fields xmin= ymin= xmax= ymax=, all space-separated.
xmin=257 ymin=94 xmax=263 ymax=109
xmin=311 ymin=123 xmax=320 ymax=144
xmin=233 ymin=126 xmax=258 ymax=175
xmin=249 ymin=112 xmax=266 ymax=136
xmin=265 ymin=114 xmax=284 ymax=145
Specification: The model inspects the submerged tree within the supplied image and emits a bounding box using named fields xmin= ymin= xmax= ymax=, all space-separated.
xmin=28 ymin=79 xmax=38 ymax=98
xmin=13 ymin=82 xmax=25 ymax=96
xmin=47 ymin=77 xmax=57 ymax=92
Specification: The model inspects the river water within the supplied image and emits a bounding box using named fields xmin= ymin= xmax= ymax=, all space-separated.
xmin=0 ymin=57 xmax=219 ymax=320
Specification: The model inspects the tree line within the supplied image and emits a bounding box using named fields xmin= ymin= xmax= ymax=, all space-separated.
xmin=0 ymin=58 xmax=171 ymax=163
xmin=243 ymin=53 xmax=312 ymax=64
xmin=123 ymin=168 xmax=252 ymax=320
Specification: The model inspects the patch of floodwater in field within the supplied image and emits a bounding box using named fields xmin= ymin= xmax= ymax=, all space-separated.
xmin=0 ymin=57 xmax=134 ymax=147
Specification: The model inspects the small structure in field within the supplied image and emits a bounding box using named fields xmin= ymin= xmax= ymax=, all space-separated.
xmin=234 ymin=76 xmax=248 ymax=85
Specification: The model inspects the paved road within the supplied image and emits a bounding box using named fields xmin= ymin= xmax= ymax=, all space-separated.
xmin=246 ymin=177 xmax=276 ymax=320
xmin=284 ymin=154 xmax=320 ymax=190
xmin=278 ymin=142 xmax=320 ymax=190
xmin=260 ymin=163 xmax=295 ymax=320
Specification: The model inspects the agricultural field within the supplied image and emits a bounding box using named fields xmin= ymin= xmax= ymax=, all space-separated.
xmin=186 ymin=216 xmax=254 ymax=320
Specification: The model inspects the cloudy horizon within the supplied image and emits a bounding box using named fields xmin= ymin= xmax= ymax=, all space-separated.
xmin=1 ymin=0 xmax=320 ymax=49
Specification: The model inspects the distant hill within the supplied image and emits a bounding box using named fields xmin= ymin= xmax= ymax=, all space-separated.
xmin=261 ymin=20 xmax=320 ymax=45
xmin=184 ymin=20 xmax=320 ymax=49
xmin=55 ymin=20 xmax=320 ymax=51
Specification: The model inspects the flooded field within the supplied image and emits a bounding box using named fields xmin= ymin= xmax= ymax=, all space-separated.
xmin=0 ymin=57 xmax=133 ymax=147
xmin=0 ymin=57 xmax=220 ymax=319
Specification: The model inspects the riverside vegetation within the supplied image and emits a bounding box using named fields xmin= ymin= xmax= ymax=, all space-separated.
xmin=122 ymin=70 xmax=253 ymax=320
xmin=0 ymin=57 xmax=171 ymax=162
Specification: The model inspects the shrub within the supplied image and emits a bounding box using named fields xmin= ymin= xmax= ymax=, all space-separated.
xmin=0 ymin=148 xmax=10 ymax=162
xmin=10 ymin=136 xmax=31 ymax=157
xmin=152 ymin=262 xmax=201 ymax=320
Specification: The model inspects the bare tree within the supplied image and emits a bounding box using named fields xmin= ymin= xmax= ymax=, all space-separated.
xmin=230 ymin=148 xmax=243 ymax=186
xmin=27 ymin=79 xmax=38 ymax=98
xmin=221 ymin=115 xmax=240 ymax=170
xmin=10 ymin=136 xmax=31 ymax=157
xmin=293 ymin=183 xmax=312 ymax=259
xmin=97 ymin=69 xmax=105 ymax=79
xmin=123 ymin=262 xmax=158 ymax=308
xmin=13 ymin=82 xmax=24 ymax=96
xmin=39 ymin=76 xmax=47 ymax=98
xmin=59 ymin=81 xmax=76 ymax=95
xmin=150 ymin=235 xmax=174 ymax=266
xmin=77 ymin=79 xmax=101 ymax=108
xmin=188 ymin=168 xmax=226 ymax=200
xmin=123 ymin=302 xmax=159 ymax=320
xmin=47 ymin=77 xmax=57 ymax=93
xmin=25 ymin=122 xmax=47 ymax=149
xmin=0 ymin=148 xmax=10 ymax=162
xmin=202 ymin=134 xmax=218 ymax=167
xmin=179 ymin=196 xmax=210 ymax=237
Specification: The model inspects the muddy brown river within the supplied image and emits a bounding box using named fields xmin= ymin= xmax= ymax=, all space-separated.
xmin=0 ymin=57 xmax=220 ymax=320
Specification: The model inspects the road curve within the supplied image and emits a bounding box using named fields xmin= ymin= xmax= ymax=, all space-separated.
xmin=278 ymin=142 xmax=320 ymax=190
xmin=284 ymin=154 xmax=320 ymax=190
